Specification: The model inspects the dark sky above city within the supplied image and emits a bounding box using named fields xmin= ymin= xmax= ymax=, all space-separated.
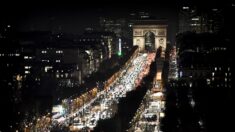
xmin=1 ymin=0 xmax=232 ymax=35
xmin=2 ymin=1 xmax=178 ymax=34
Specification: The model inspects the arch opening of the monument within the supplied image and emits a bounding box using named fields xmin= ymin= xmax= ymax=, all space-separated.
xmin=144 ymin=31 xmax=155 ymax=51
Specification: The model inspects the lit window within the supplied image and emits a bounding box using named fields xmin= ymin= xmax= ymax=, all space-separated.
xmin=215 ymin=67 xmax=217 ymax=71
xmin=24 ymin=66 xmax=31 ymax=69
xmin=225 ymin=78 xmax=227 ymax=82
xmin=56 ymin=60 xmax=60 ymax=63
xmin=225 ymin=73 xmax=227 ymax=76
xmin=42 ymin=60 xmax=49 ymax=62
xmin=212 ymin=8 xmax=218 ymax=11
xmin=56 ymin=74 xmax=59 ymax=78
xmin=100 ymin=54 xmax=103 ymax=60
xmin=44 ymin=66 xmax=53 ymax=72
xmin=228 ymin=67 xmax=230 ymax=71
xmin=192 ymin=18 xmax=199 ymax=21
xmin=41 ymin=50 xmax=47 ymax=54
xmin=25 ymin=71 xmax=30 ymax=74
xmin=207 ymin=79 xmax=211 ymax=85
xmin=56 ymin=50 xmax=63 ymax=54
xmin=189 ymin=82 xmax=192 ymax=87
xmin=182 ymin=6 xmax=189 ymax=10
xmin=212 ymin=72 xmax=214 ymax=76
xmin=35 ymin=78 xmax=40 ymax=81
xmin=15 ymin=53 xmax=20 ymax=56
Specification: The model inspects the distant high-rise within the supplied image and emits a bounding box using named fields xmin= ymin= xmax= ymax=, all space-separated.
xmin=178 ymin=6 xmax=224 ymax=33
xmin=99 ymin=17 xmax=127 ymax=38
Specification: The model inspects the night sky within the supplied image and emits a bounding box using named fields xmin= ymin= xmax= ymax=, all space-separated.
xmin=1 ymin=0 xmax=231 ymax=42
xmin=1 ymin=1 xmax=178 ymax=34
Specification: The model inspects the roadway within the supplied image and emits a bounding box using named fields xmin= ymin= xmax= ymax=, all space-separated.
xmin=29 ymin=52 xmax=156 ymax=131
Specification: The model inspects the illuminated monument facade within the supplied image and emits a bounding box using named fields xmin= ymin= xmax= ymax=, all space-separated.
xmin=133 ymin=23 xmax=167 ymax=56
xmin=132 ymin=20 xmax=168 ymax=83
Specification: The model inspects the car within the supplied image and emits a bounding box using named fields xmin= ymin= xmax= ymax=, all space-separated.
xmin=73 ymin=123 xmax=84 ymax=129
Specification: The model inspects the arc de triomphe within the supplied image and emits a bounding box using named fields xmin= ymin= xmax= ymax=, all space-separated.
xmin=133 ymin=25 xmax=167 ymax=54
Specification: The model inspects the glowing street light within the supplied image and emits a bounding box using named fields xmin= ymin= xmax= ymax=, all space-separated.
xmin=117 ymin=38 xmax=122 ymax=56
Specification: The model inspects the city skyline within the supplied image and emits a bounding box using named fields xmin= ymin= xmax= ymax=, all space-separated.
xmin=0 ymin=0 xmax=233 ymax=131
xmin=2 ymin=2 xmax=179 ymax=34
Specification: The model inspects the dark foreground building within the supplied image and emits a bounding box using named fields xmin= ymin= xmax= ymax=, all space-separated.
xmin=161 ymin=32 xmax=233 ymax=132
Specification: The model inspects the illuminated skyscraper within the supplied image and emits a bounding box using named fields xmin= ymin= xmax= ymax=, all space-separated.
xmin=178 ymin=6 xmax=224 ymax=33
